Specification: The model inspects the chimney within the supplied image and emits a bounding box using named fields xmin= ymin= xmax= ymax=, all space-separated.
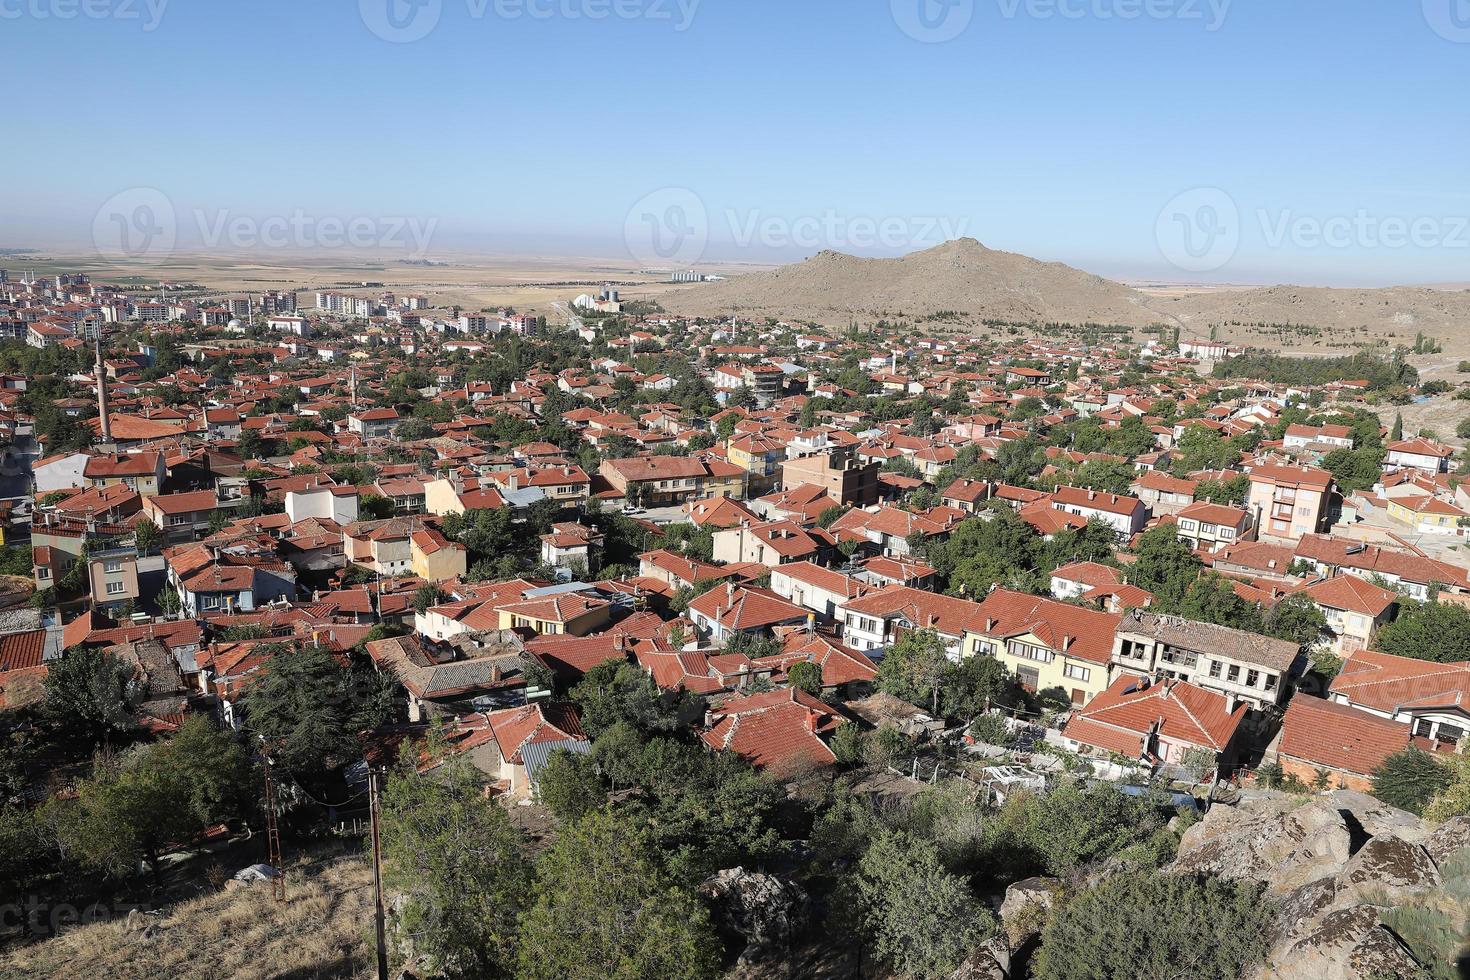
xmin=807 ymin=710 xmax=819 ymax=732
xmin=985 ymin=617 xmax=995 ymax=631
xmin=1062 ymin=635 xmax=1074 ymax=651
xmin=1088 ymin=490 xmax=1096 ymax=501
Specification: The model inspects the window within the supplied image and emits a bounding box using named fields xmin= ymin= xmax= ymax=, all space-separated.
xmin=1246 ymin=669 xmax=1260 ymax=688
xmin=103 ymin=560 xmax=122 ymax=573
xmin=1264 ymin=673 xmax=1278 ymax=691
xmin=1008 ymin=640 xmax=1054 ymax=664
xmin=1208 ymin=660 xmax=1222 ymax=678
xmin=170 ymin=515 xmax=188 ymax=526
xmin=1063 ymin=663 xmax=1091 ymax=682
xmin=105 ymin=581 xmax=125 ymax=595
xmin=202 ymin=595 xmax=220 ymax=610
xmin=1226 ymin=664 xmax=1240 ymax=682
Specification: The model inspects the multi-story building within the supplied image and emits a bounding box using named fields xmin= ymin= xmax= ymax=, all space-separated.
xmin=1111 ymin=610 xmax=1302 ymax=710
xmin=1174 ymin=501 xmax=1252 ymax=553
xmin=778 ymin=448 xmax=880 ymax=507
xmin=1247 ymin=463 xmax=1334 ymax=543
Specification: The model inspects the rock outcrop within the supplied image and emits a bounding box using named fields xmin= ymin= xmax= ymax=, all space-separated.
xmin=698 ymin=867 xmax=808 ymax=966
xmin=1172 ymin=791 xmax=1462 ymax=980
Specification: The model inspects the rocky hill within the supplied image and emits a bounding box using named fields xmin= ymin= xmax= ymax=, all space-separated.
xmin=660 ymin=239 xmax=1470 ymax=339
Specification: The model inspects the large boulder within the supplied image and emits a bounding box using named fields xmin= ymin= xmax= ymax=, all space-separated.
xmin=1258 ymin=905 xmax=1424 ymax=980
xmin=1174 ymin=798 xmax=1354 ymax=895
xmin=1323 ymin=790 xmax=1431 ymax=846
xmin=948 ymin=936 xmax=1010 ymax=980
xmin=998 ymin=876 xmax=1062 ymax=949
xmin=1331 ymin=835 xmax=1441 ymax=911
xmin=699 ymin=867 xmax=808 ymax=965
xmin=1425 ymin=815 xmax=1470 ymax=866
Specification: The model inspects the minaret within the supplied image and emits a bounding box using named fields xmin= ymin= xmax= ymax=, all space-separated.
xmin=95 ymin=333 xmax=112 ymax=445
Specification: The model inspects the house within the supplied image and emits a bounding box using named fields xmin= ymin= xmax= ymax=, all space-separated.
xmin=637 ymin=549 xmax=733 ymax=593
xmin=1293 ymin=535 xmax=1470 ymax=603
xmin=940 ymin=478 xmax=992 ymax=514
xmin=410 ymin=527 xmax=468 ymax=584
xmin=141 ymin=491 xmax=220 ymax=543
xmin=711 ymin=520 xmax=826 ymax=568
xmin=494 ymin=589 xmax=613 ymax=637
xmin=365 ymin=631 xmax=537 ymax=722
xmin=347 ymin=408 xmax=401 ymax=439
xmin=539 ymin=522 xmax=602 ymax=574
xmin=87 ymin=546 xmax=141 ymax=616
xmin=1130 ymin=471 xmax=1198 ymax=516
xmin=1174 ymin=501 xmax=1252 ymax=553
xmin=32 ymin=451 xmax=91 ymax=494
xmin=482 ymin=702 xmax=589 ymax=798
xmin=1247 ymin=464 xmax=1334 ymax=543
xmin=1283 ymin=423 xmax=1355 ymax=451
xmin=1062 ymin=674 xmax=1247 ymax=775
xmin=171 ymin=558 xmax=297 ymax=617
xmin=1049 ymin=486 xmax=1148 ymax=541
xmin=840 ymin=585 xmax=982 ymax=658
xmin=1385 ymin=437 xmax=1453 ymax=475
xmin=687 ymin=583 xmax=807 ymax=644
xmin=1327 ymin=648 xmax=1470 ymax=752
xmin=375 ymin=477 xmax=427 ymax=515
xmin=965 ymin=589 xmax=1120 ymax=705
xmin=769 ymin=561 xmax=870 ymax=621
xmin=1295 ymin=575 xmax=1398 ymax=656
xmin=1111 ymin=610 xmax=1301 ymax=709
xmin=1049 ymin=561 xmax=1124 ymax=601
xmin=285 ymin=484 xmax=360 ymax=525
xmin=755 ymin=631 xmax=878 ymax=699
xmin=1385 ymin=494 xmax=1469 ymax=535
xmin=599 ymin=456 xmax=721 ymax=506
xmin=777 ymin=448 xmax=880 ymax=507
xmin=1269 ymin=695 xmax=1432 ymax=793
xmin=83 ymin=452 xmax=165 ymax=496
xmin=726 ymin=433 xmax=786 ymax=493
xmin=700 ymin=687 xmax=845 ymax=774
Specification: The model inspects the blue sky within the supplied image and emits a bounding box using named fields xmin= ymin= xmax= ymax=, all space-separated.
xmin=5 ymin=0 xmax=1468 ymax=284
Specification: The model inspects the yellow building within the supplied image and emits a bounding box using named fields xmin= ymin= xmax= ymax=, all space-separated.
xmin=494 ymin=592 xmax=612 ymax=637
xmin=964 ymin=589 xmax=1121 ymax=706
xmin=410 ymin=528 xmax=467 ymax=584
xmin=1386 ymin=495 xmax=1469 ymax=535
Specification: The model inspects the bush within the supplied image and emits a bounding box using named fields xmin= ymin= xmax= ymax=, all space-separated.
xmin=1372 ymin=747 xmax=1452 ymax=815
xmin=968 ymin=713 xmax=1014 ymax=748
xmin=1035 ymin=870 xmax=1274 ymax=980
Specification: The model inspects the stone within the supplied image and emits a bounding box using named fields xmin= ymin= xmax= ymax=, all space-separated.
xmin=1261 ymin=905 xmax=1423 ymax=980
xmin=1174 ymin=798 xmax=1354 ymax=895
xmin=699 ymin=867 xmax=808 ymax=964
xmin=948 ymin=936 xmax=1010 ymax=980
xmin=998 ymin=876 xmax=1062 ymax=949
xmin=1324 ymin=789 xmax=1430 ymax=846
xmin=1425 ymin=815 xmax=1470 ymax=867
xmin=1331 ymin=836 xmax=1441 ymax=911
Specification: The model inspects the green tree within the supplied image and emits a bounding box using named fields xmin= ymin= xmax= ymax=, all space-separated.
xmin=132 ymin=517 xmax=162 ymax=554
xmin=43 ymin=647 xmax=141 ymax=744
xmin=785 ymin=660 xmax=822 ymax=695
xmin=1375 ymin=602 xmax=1470 ymax=663
xmin=852 ymin=830 xmax=995 ymax=979
xmin=360 ymin=493 xmax=397 ymax=520
xmin=380 ymin=755 xmax=531 ymax=978
xmin=1372 ymin=746 xmax=1452 ymax=815
xmin=570 ymin=659 xmax=702 ymax=737
xmin=515 ymin=811 xmax=720 ymax=980
xmin=536 ymin=748 xmax=604 ymax=823
xmin=877 ymin=628 xmax=949 ymax=714
xmin=1035 ymin=870 xmax=1273 ymax=980
xmin=241 ymin=645 xmax=394 ymax=775
xmin=1127 ymin=525 xmax=1202 ymax=607
xmin=41 ymin=717 xmax=253 ymax=886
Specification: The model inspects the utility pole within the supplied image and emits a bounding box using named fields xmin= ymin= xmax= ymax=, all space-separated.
xmin=368 ymin=767 xmax=389 ymax=980
xmin=262 ymin=753 xmax=285 ymax=904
